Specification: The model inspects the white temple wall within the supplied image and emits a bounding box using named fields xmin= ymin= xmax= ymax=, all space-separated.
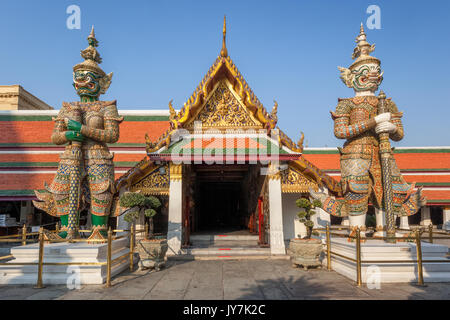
xmin=281 ymin=193 xmax=308 ymax=240
xmin=282 ymin=192 xmax=331 ymax=241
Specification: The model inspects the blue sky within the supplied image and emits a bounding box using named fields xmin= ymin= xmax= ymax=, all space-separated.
xmin=0 ymin=0 xmax=449 ymax=147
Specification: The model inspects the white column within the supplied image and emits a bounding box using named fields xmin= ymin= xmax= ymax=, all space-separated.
xmin=443 ymin=207 xmax=450 ymax=231
xmin=20 ymin=201 xmax=34 ymax=225
xmin=268 ymin=176 xmax=285 ymax=255
xmin=166 ymin=165 xmax=183 ymax=256
xmin=374 ymin=207 xmax=385 ymax=237
xmin=348 ymin=214 xmax=366 ymax=229
xmin=341 ymin=216 xmax=350 ymax=226
xmin=420 ymin=206 xmax=432 ymax=226
xmin=399 ymin=216 xmax=410 ymax=230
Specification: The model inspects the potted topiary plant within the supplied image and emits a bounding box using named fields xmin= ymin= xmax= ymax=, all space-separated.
xmin=288 ymin=197 xmax=323 ymax=270
xmin=120 ymin=191 xmax=168 ymax=271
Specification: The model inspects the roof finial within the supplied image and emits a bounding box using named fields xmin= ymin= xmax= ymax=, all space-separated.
xmin=220 ymin=15 xmax=228 ymax=57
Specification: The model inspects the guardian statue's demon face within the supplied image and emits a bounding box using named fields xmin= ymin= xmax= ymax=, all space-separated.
xmin=339 ymin=62 xmax=383 ymax=93
xmin=73 ymin=70 xmax=102 ymax=99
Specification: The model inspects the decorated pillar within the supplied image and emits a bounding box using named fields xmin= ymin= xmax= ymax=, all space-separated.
xmin=268 ymin=164 xmax=286 ymax=255
xmin=399 ymin=216 xmax=410 ymax=230
xmin=167 ymin=164 xmax=183 ymax=255
xmin=420 ymin=206 xmax=432 ymax=226
xmin=341 ymin=216 xmax=350 ymax=226
xmin=443 ymin=207 xmax=450 ymax=231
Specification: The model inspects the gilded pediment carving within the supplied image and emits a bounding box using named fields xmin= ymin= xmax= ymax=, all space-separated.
xmin=185 ymin=82 xmax=259 ymax=129
xmin=130 ymin=164 xmax=170 ymax=195
xmin=281 ymin=165 xmax=319 ymax=193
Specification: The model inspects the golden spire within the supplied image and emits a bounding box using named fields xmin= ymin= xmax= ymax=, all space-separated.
xmin=352 ymin=22 xmax=375 ymax=60
xmin=88 ymin=25 xmax=95 ymax=39
xmin=220 ymin=15 xmax=228 ymax=57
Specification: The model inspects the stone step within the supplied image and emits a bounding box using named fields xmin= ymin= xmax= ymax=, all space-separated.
xmin=166 ymin=244 xmax=290 ymax=261
xmin=182 ymin=246 xmax=270 ymax=256
xmin=189 ymin=240 xmax=259 ymax=248
xmin=190 ymin=234 xmax=259 ymax=242
xmin=328 ymin=238 xmax=450 ymax=283
xmin=169 ymin=254 xmax=290 ymax=261
xmin=0 ymin=238 xmax=133 ymax=285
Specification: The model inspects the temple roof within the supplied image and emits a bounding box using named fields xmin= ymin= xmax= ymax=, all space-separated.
xmin=145 ymin=34 xmax=279 ymax=154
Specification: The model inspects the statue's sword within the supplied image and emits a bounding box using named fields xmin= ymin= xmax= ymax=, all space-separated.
xmin=377 ymin=90 xmax=396 ymax=243
xmin=65 ymin=107 xmax=83 ymax=240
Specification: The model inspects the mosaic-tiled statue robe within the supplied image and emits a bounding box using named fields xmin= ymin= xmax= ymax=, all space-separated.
xmin=310 ymin=24 xmax=425 ymax=231
xmin=34 ymin=27 xmax=124 ymax=239
xmin=327 ymin=96 xmax=421 ymax=217
xmin=48 ymin=101 xmax=123 ymax=235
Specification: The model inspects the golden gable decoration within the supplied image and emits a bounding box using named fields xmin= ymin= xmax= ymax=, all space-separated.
xmin=281 ymin=165 xmax=319 ymax=193
xmin=130 ymin=164 xmax=170 ymax=195
xmin=185 ymin=82 xmax=259 ymax=129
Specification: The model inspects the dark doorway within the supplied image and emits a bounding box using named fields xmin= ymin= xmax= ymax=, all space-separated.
xmin=190 ymin=164 xmax=263 ymax=234
xmin=197 ymin=181 xmax=242 ymax=231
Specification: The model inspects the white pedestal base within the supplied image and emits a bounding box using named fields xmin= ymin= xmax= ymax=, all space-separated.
xmin=325 ymin=238 xmax=450 ymax=283
xmin=0 ymin=238 xmax=132 ymax=285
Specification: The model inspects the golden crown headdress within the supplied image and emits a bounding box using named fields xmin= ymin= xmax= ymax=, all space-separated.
xmin=73 ymin=26 xmax=106 ymax=77
xmin=349 ymin=23 xmax=380 ymax=70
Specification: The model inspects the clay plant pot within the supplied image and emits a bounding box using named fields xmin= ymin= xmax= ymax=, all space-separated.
xmin=136 ymin=238 xmax=168 ymax=271
xmin=288 ymin=238 xmax=323 ymax=270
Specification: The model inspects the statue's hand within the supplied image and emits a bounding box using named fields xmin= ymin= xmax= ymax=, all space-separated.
xmin=65 ymin=131 xmax=85 ymax=142
xmin=66 ymin=119 xmax=82 ymax=132
xmin=374 ymin=112 xmax=391 ymax=124
xmin=375 ymin=121 xmax=397 ymax=134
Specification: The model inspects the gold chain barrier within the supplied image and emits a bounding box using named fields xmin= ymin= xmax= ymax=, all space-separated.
xmin=315 ymin=225 xmax=450 ymax=286
xmin=0 ymin=223 xmax=147 ymax=288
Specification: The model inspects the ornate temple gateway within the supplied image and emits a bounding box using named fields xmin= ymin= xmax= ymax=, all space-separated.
xmin=0 ymin=18 xmax=447 ymax=264
xmin=115 ymin=18 xmax=341 ymax=255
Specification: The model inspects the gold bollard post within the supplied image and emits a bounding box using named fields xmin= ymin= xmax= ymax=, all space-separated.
xmin=428 ymin=224 xmax=433 ymax=244
xmin=415 ymin=229 xmax=425 ymax=286
xmin=105 ymin=227 xmax=112 ymax=288
xmin=129 ymin=223 xmax=135 ymax=272
xmin=35 ymin=227 xmax=45 ymax=289
xmin=326 ymin=225 xmax=331 ymax=271
xmin=356 ymin=228 xmax=362 ymax=287
xmin=21 ymin=224 xmax=27 ymax=246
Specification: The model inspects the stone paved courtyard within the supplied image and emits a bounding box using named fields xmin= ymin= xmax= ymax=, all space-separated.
xmin=0 ymin=259 xmax=448 ymax=300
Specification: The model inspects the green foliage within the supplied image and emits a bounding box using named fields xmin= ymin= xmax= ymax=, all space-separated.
xmin=297 ymin=211 xmax=307 ymax=219
xmin=119 ymin=192 xmax=162 ymax=223
xmin=304 ymin=220 xmax=315 ymax=228
xmin=312 ymin=199 xmax=322 ymax=208
xmin=123 ymin=209 xmax=139 ymax=223
xmin=295 ymin=197 xmax=322 ymax=239
xmin=144 ymin=208 xmax=157 ymax=218
xmin=296 ymin=198 xmax=311 ymax=211
xmin=120 ymin=192 xmax=146 ymax=208
xmin=146 ymin=196 xmax=161 ymax=209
